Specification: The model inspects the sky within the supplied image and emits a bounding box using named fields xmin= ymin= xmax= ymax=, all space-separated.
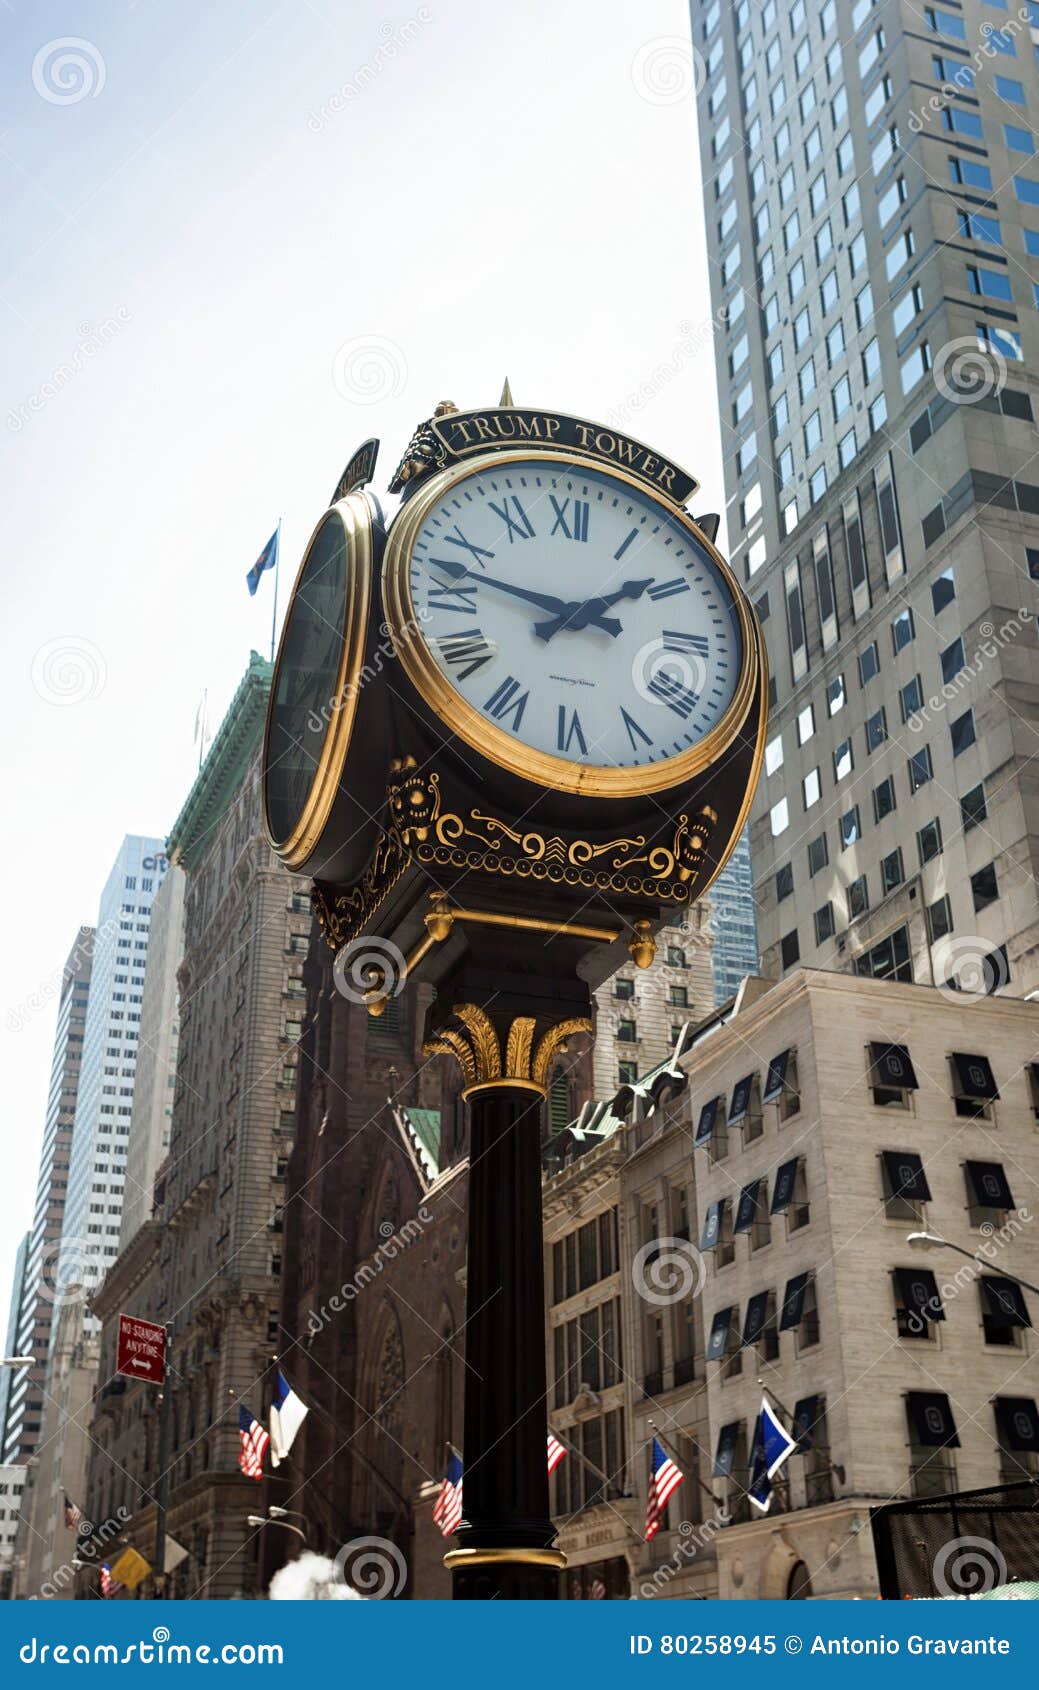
xmin=0 ymin=0 xmax=722 ymax=1325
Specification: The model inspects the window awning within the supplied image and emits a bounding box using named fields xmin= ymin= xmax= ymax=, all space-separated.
xmin=742 ymin=1290 xmax=770 ymax=1347
xmin=966 ymin=1160 xmax=1015 ymax=1211
xmin=700 ymin=1199 xmax=725 ymax=1252
xmin=779 ymin=1271 xmax=812 ymax=1330
xmin=770 ymin=1157 xmax=800 ymax=1214
xmin=882 ymin=1150 xmax=931 ymax=1202
xmin=792 ymin=1395 xmax=823 ymax=1453
xmin=727 ymin=1074 xmax=755 ymax=1125
xmin=981 ymin=1276 xmax=1032 ymax=1329
xmin=868 ymin=1042 xmax=919 ymax=1090
xmin=762 ymin=1049 xmax=790 ymax=1104
xmin=714 ymin=1420 xmax=741 ymax=1477
xmin=733 ymin=1178 xmax=762 ymax=1234
xmin=894 ymin=1266 xmax=944 ymax=1324
xmin=707 ymin=1306 xmax=735 ymax=1362
xmin=906 ymin=1390 xmax=960 ymax=1448
xmin=995 ymin=1397 xmax=1039 ymax=1453
xmin=952 ymin=1052 xmax=1000 ymax=1100
xmin=694 ymin=1096 xmax=721 ymax=1146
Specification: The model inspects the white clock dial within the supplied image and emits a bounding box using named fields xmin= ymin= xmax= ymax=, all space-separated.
xmin=406 ymin=459 xmax=742 ymax=771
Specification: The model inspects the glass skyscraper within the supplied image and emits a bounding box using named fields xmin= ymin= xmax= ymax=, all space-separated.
xmin=691 ymin=0 xmax=1039 ymax=997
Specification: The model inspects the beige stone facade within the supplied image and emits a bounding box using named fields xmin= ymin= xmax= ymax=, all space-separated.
xmin=619 ymin=968 xmax=1039 ymax=1600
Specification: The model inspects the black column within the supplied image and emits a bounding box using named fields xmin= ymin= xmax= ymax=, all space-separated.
xmin=450 ymin=1082 xmax=561 ymax=1599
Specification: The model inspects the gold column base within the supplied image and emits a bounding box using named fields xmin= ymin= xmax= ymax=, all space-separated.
xmin=462 ymin=1077 xmax=547 ymax=1102
xmin=444 ymin=1547 xmax=567 ymax=1571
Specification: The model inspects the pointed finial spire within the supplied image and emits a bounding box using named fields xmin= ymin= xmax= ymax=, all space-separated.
xmin=499 ymin=377 xmax=514 ymax=407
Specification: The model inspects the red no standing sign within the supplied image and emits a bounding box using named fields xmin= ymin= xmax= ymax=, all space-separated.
xmin=116 ymin=1313 xmax=167 ymax=1384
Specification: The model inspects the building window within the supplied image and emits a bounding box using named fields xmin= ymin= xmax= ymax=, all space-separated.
xmin=940 ymin=637 xmax=965 ymax=684
xmin=892 ymin=607 xmax=914 ymax=652
xmin=828 ymin=673 xmax=846 ymax=716
xmin=808 ymin=832 xmax=829 ymax=877
xmin=618 ymin=1061 xmax=638 ymax=1085
xmin=848 ymin=874 xmax=869 ymax=919
xmin=950 ymin=708 xmax=976 ymax=756
xmin=930 ymin=567 xmax=955 ymax=613
xmin=881 ymin=1151 xmax=929 ymax=1224
xmin=899 ymin=676 xmax=923 ymax=724
xmin=971 ymin=862 xmax=999 ymax=912
xmin=885 ymin=845 xmax=905 ymax=899
xmin=865 ymin=707 xmax=888 ymax=752
xmin=814 ymin=902 xmax=835 ymax=944
xmin=668 ymin=985 xmax=688 ymax=1008
xmin=927 ymin=894 xmax=953 ymax=943
xmin=854 ymin=924 xmax=913 ymax=983
xmin=667 ymin=945 xmax=686 ymax=967
xmin=776 ymin=862 xmax=794 ymax=902
xmin=960 ymin=783 xmax=987 ymax=832
xmin=781 ymin=929 xmax=800 ymax=969
xmin=908 ymin=746 xmax=933 ymax=793
xmin=858 ymin=641 xmax=880 ymax=685
xmin=616 ymin=1019 xmax=637 ymax=1044
xmin=917 ymin=817 xmax=942 ymax=865
xmin=873 ymin=777 xmax=896 ymax=823
xmin=839 ymin=805 xmax=861 ymax=848
xmin=614 ymin=978 xmax=635 ymax=1000
xmin=833 ymin=738 xmax=853 ymax=781
xmin=770 ymin=797 xmax=790 ymax=837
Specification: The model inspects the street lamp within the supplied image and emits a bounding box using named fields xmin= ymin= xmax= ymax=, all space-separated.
xmin=246 ymin=1512 xmax=307 ymax=1544
xmin=906 ymin=1231 xmax=1039 ymax=1297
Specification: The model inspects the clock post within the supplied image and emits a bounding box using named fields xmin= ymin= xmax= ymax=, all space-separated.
xmin=262 ymin=395 xmax=768 ymax=1600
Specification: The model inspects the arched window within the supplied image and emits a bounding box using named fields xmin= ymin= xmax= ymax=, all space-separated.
xmin=786 ymin=1559 xmax=813 ymax=1599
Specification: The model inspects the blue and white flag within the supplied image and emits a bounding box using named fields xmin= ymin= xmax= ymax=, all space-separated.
xmin=269 ymin=1369 xmax=308 ymax=1467
xmin=246 ymin=527 xmax=279 ymax=596
xmin=749 ymin=1397 xmax=798 ymax=1514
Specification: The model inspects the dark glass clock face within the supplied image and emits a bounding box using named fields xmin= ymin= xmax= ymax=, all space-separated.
xmin=264 ymin=513 xmax=349 ymax=845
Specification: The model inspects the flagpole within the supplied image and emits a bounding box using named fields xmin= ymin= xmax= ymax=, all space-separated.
xmin=153 ymin=1323 xmax=173 ymax=1598
xmin=270 ymin=518 xmax=282 ymax=663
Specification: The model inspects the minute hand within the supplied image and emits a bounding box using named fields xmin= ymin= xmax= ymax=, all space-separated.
xmin=430 ymin=559 xmax=621 ymax=633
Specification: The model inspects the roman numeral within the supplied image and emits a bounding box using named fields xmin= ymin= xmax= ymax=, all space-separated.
xmin=661 ymin=629 xmax=709 ymax=657
xmin=428 ymin=578 xmax=479 ymax=615
xmin=556 ymin=706 xmax=588 ymax=755
xmin=488 ymin=496 xmax=536 ymax=543
xmin=648 ymin=577 xmax=691 ymax=601
xmin=484 ymin=674 xmax=530 ymax=731
xmin=443 ymin=525 xmax=494 ymax=567
xmin=614 ymin=528 xmax=639 ymax=561
xmin=621 ymin=707 xmax=653 ymax=753
xmin=549 ymin=496 xmax=590 ymax=542
xmin=434 ymin=630 xmax=495 ymax=680
xmin=647 ymin=670 xmax=699 ymax=718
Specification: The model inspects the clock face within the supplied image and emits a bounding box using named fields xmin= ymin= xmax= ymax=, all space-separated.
xmin=391 ymin=456 xmax=748 ymax=792
xmin=263 ymin=495 xmax=374 ymax=868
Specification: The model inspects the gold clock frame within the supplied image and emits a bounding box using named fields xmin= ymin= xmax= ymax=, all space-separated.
xmin=262 ymin=490 xmax=374 ymax=869
xmin=382 ymin=448 xmax=761 ymax=797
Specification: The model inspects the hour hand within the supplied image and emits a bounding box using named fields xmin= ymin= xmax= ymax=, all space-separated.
xmin=534 ymin=579 xmax=654 ymax=642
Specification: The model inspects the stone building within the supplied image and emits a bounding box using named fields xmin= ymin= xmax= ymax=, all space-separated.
xmin=265 ymin=928 xmax=462 ymax=1596
xmin=16 ymin=1299 xmax=99 ymax=1599
xmin=588 ymin=903 xmax=714 ymax=1102
xmin=620 ymin=967 xmax=1039 ymax=1599
xmin=77 ymin=652 xmax=310 ymax=1598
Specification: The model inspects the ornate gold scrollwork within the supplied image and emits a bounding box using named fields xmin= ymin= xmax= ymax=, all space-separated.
xmin=424 ymin=1004 xmax=592 ymax=1098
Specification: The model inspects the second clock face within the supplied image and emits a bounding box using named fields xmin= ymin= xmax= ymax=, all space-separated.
xmin=403 ymin=457 xmax=744 ymax=776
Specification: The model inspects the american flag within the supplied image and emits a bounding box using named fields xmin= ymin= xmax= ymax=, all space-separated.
xmin=238 ymin=1405 xmax=269 ymax=1479
xmin=432 ymin=1451 xmax=463 ymax=1537
xmin=547 ymin=1432 xmax=567 ymax=1474
xmin=99 ymin=1563 xmax=119 ymax=1599
xmin=63 ymin=1495 xmax=82 ymax=1533
xmin=645 ymin=1436 xmax=684 ymax=1541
